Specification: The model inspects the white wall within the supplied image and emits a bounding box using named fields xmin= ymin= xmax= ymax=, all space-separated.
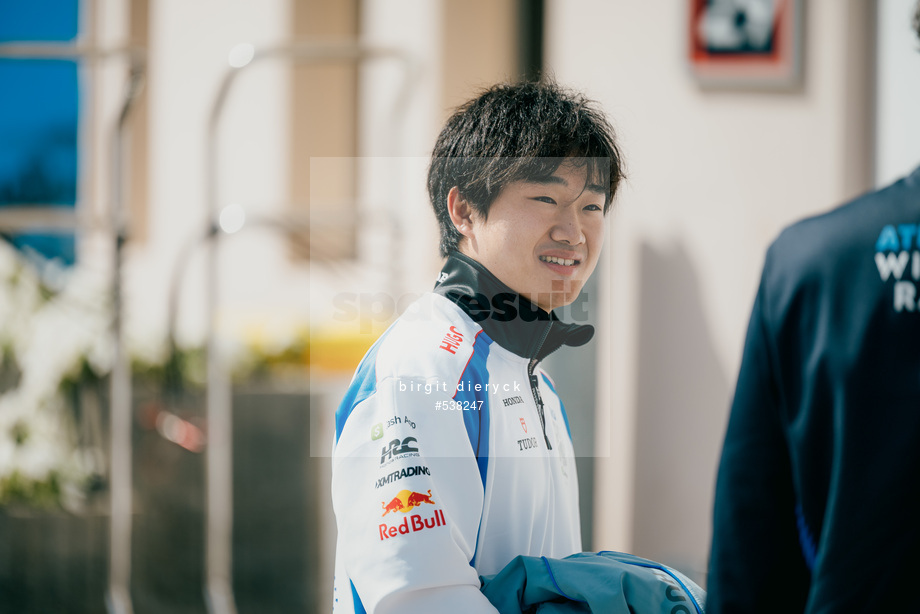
xmin=307 ymin=0 xmax=443 ymax=344
xmin=127 ymin=0 xmax=296 ymax=361
xmin=877 ymin=0 xmax=920 ymax=186
xmin=547 ymin=0 xmax=876 ymax=583
xmin=82 ymin=0 xmax=920 ymax=595
xmin=122 ymin=0 xmax=444 ymax=366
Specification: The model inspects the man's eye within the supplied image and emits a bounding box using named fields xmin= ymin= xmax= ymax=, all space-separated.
xmin=584 ymin=204 xmax=603 ymax=212
xmin=533 ymin=196 xmax=556 ymax=204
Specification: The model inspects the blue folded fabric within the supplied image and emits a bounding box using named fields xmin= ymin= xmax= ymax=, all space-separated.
xmin=480 ymin=551 xmax=706 ymax=614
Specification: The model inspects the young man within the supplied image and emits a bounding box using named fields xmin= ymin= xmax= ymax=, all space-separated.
xmin=707 ymin=5 xmax=920 ymax=611
xmin=331 ymin=82 xmax=624 ymax=613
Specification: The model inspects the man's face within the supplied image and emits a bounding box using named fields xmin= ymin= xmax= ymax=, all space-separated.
xmin=458 ymin=162 xmax=606 ymax=311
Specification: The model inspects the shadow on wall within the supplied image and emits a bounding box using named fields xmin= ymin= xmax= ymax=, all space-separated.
xmin=544 ymin=273 xmax=600 ymax=550
xmin=632 ymin=240 xmax=731 ymax=586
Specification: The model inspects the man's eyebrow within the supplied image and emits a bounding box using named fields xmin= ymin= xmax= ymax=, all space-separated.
xmin=525 ymin=175 xmax=606 ymax=194
xmin=522 ymin=175 xmax=565 ymax=186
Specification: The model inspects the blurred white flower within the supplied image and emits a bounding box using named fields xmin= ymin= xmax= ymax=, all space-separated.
xmin=0 ymin=244 xmax=110 ymax=509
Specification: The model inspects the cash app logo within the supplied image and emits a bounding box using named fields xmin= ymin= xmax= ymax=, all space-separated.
xmin=371 ymin=423 xmax=384 ymax=441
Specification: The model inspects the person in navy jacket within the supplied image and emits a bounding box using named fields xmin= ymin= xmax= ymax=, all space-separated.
xmin=707 ymin=5 xmax=920 ymax=611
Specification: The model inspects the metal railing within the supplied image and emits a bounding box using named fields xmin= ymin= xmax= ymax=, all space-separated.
xmin=0 ymin=40 xmax=146 ymax=614
xmin=1 ymin=36 xmax=420 ymax=614
xmin=201 ymin=40 xmax=418 ymax=614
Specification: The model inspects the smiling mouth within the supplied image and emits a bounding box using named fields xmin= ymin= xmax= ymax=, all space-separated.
xmin=539 ymin=255 xmax=580 ymax=266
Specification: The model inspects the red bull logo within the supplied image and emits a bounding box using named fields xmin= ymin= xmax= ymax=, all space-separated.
xmin=378 ymin=489 xmax=446 ymax=540
xmin=380 ymin=489 xmax=436 ymax=516
xmin=378 ymin=509 xmax=447 ymax=540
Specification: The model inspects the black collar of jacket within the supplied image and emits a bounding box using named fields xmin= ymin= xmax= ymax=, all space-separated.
xmin=433 ymin=251 xmax=594 ymax=361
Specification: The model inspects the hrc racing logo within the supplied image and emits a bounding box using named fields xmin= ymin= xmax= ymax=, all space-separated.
xmin=379 ymin=489 xmax=447 ymax=540
xmin=380 ymin=437 xmax=419 ymax=465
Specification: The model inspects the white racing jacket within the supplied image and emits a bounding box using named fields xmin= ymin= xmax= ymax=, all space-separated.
xmin=332 ymin=252 xmax=594 ymax=613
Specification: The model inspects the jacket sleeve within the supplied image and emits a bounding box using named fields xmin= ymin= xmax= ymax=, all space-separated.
xmin=706 ymin=273 xmax=811 ymax=612
xmin=332 ymin=375 xmax=499 ymax=614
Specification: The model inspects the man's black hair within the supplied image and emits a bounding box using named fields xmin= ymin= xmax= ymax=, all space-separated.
xmin=427 ymin=81 xmax=625 ymax=258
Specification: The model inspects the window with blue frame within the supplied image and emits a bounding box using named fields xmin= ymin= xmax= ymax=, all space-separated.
xmin=0 ymin=0 xmax=80 ymax=265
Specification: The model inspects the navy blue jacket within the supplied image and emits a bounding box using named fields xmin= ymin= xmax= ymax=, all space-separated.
xmin=708 ymin=166 xmax=920 ymax=612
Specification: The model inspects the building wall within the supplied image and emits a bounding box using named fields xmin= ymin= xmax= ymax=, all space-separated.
xmin=82 ymin=0 xmax=920 ymax=596
xmin=130 ymin=0 xmax=296 ymax=358
xmin=877 ymin=0 xmax=920 ymax=186
xmin=126 ymin=0 xmax=445 ymax=361
xmin=546 ymin=0 xmax=878 ymax=583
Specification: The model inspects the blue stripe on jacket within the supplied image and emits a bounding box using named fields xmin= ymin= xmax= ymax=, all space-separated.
xmin=454 ymin=330 xmax=493 ymax=490
xmin=335 ymin=329 xmax=392 ymax=444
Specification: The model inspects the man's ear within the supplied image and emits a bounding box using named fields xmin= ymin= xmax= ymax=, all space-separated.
xmin=447 ymin=187 xmax=475 ymax=240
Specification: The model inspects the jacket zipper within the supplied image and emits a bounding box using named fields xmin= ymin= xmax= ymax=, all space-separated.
xmin=528 ymin=323 xmax=553 ymax=450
